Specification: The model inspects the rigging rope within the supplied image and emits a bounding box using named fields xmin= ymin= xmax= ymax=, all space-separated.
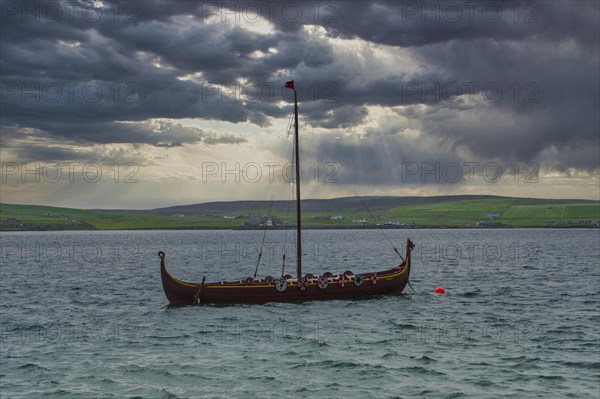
xmin=253 ymin=194 xmax=275 ymax=279
xmin=286 ymin=112 xmax=294 ymax=138
xmin=354 ymin=190 xmax=405 ymax=262
xmin=282 ymin=191 xmax=292 ymax=277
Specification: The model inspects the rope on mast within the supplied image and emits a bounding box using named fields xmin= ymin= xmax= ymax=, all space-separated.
xmin=282 ymin=190 xmax=292 ymax=277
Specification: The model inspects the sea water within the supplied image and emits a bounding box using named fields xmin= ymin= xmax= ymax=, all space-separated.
xmin=1 ymin=229 xmax=598 ymax=398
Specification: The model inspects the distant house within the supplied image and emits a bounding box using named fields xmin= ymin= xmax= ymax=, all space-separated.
xmin=223 ymin=215 xmax=237 ymax=220
xmin=486 ymin=212 xmax=501 ymax=219
xmin=542 ymin=220 xmax=556 ymax=226
xmin=352 ymin=218 xmax=367 ymax=224
xmin=384 ymin=221 xmax=405 ymax=227
xmin=243 ymin=214 xmax=276 ymax=227
xmin=330 ymin=215 xmax=343 ymax=220
xmin=172 ymin=214 xmax=184 ymax=218
xmin=247 ymin=214 xmax=261 ymax=225
xmin=2 ymin=218 xmax=21 ymax=228
xmin=257 ymin=217 xmax=275 ymax=227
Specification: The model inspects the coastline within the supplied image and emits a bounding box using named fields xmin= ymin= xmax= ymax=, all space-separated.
xmin=2 ymin=195 xmax=599 ymax=231
xmin=2 ymin=225 xmax=599 ymax=232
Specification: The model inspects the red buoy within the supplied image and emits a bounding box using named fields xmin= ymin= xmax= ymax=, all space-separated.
xmin=434 ymin=287 xmax=446 ymax=294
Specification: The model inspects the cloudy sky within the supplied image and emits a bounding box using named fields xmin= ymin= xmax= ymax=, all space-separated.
xmin=1 ymin=0 xmax=598 ymax=209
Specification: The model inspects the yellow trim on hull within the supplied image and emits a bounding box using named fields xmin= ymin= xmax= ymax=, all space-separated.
xmin=166 ymin=271 xmax=200 ymax=288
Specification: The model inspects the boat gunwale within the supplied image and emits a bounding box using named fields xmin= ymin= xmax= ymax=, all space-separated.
xmin=163 ymin=263 xmax=409 ymax=290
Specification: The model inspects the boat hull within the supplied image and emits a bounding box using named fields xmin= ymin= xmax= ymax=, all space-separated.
xmin=160 ymin=256 xmax=411 ymax=305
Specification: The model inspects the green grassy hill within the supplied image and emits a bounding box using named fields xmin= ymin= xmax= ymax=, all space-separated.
xmin=1 ymin=196 xmax=598 ymax=230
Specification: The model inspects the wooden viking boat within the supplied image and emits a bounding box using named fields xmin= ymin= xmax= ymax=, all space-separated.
xmin=159 ymin=81 xmax=415 ymax=305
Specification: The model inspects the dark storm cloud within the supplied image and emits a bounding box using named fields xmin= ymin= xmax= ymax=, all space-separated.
xmin=300 ymin=104 xmax=369 ymax=129
xmin=0 ymin=0 xmax=598 ymax=174
xmin=1 ymin=0 xmax=275 ymax=142
xmin=2 ymin=120 xmax=245 ymax=148
xmin=300 ymin=1 xmax=598 ymax=170
xmin=411 ymin=34 xmax=599 ymax=169
xmin=306 ymin=1 xmax=598 ymax=48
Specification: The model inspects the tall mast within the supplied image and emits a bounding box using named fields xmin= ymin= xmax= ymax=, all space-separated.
xmin=293 ymin=88 xmax=302 ymax=281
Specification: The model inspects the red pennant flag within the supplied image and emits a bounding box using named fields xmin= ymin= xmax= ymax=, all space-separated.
xmin=284 ymin=80 xmax=295 ymax=89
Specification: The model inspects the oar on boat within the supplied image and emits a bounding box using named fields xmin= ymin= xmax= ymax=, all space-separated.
xmin=193 ymin=276 xmax=206 ymax=305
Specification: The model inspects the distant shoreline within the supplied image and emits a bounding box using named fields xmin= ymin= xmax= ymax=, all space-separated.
xmin=2 ymin=225 xmax=599 ymax=232
xmin=2 ymin=195 xmax=599 ymax=231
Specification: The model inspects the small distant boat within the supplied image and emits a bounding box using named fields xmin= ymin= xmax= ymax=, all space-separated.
xmin=159 ymin=81 xmax=415 ymax=305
